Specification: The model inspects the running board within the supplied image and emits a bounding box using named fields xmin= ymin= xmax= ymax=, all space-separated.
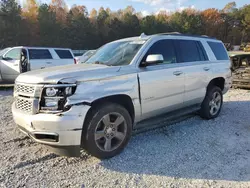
xmin=133 ymin=105 xmax=200 ymax=135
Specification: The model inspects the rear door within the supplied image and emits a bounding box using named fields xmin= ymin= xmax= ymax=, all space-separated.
xmin=174 ymin=39 xmax=211 ymax=106
xmin=28 ymin=48 xmax=54 ymax=70
xmin=0 ymin=48 xmax=21 ymax=81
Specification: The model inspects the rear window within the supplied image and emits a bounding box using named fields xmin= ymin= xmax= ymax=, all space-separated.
xmin=29 ymin=49 xmax=52 ymax=59
xmin=55 ymin=50 xmax=73 ymax=59
xmin=207 ymin=42 xmax=229 ymax=60
xmin=175 ymin=40 xmax=208 ymax=63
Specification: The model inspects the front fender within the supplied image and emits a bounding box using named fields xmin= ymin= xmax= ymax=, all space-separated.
xmin=66 ymin=74 xmax=140 ymax=106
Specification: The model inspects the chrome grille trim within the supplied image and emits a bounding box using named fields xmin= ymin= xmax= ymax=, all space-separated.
xmin=15 ymin=84 xmax=35 ymax=94
xmin=15 ymin=97 xmax=33 ymax=113
xmin=14 ymin=82 xmax=43 ymax=114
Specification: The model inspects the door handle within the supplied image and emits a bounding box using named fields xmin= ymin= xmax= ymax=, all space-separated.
xmin=41 ymin=67 xmax=45 ymax=69
xmin=173 ymin=71 xmax=183 ymax=76
xmin=46 ymin=62 xmax=52 ymax=64
xmin=13 ymin=64 xmax=18 ymax=66
xmin=203 ymin=67 xmax=210 ymax=71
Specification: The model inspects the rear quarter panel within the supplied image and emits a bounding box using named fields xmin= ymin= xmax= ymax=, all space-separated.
xmin=202 ymin=40 xmax=232 ymax=94
xmin=50 ymin=49 xmax=75 ymax=66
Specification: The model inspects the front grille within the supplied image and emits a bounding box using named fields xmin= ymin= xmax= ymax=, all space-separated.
xmin=14 ymin=83 xmax=42 ymax=114
xmin=15 ymin=98 xmax=33 ymax=113
xmin=15 ymin=84 xmax=35 ymax=95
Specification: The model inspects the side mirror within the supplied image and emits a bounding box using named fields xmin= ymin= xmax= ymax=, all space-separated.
xmin=142 ymin=54 xmax=164 ymax=66
xmin=2 ymin=56 xmax=8 ymax=61
xmin=2 ymin=56 xmax=12 ymax=61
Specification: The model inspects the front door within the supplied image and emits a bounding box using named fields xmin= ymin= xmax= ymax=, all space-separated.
xmin=138 ymin=39 xmax=185 ymax=120
xmin=0 ymin=48 xmax=21 ymax=81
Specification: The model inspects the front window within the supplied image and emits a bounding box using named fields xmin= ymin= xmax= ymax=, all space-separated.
xmin=85 ymin=40 xmax=145 ymax=66
xmin=4 ymin=48 xmax=21 ymax=60
xmin=0 ymin=47 xmax=11 ymax=57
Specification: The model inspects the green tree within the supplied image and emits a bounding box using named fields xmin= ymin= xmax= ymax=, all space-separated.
xmin=38 ymin=3 xmax=58 ymax=46
xmin=0 ymin=0 xmax=23 ymax=47
xmin=170 ymin=9 xmax=202 ymax=34
xmin=22 ymin=0 xmax=39 ymax=45
xmin=240 ymin=5 xmax=250 ymax=42
xmin=66 ymin=5 xmax=95 ymax=49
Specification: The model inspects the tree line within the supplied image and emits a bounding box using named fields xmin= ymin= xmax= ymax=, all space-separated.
xmin=0 ymin=0 xmax=250 ymax=50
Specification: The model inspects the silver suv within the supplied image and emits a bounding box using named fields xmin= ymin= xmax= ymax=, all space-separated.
xmin=12 ymin=33 xmax=232 ymax=159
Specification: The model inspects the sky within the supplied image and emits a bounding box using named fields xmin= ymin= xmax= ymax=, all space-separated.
xmin=20 ymin=0 xmax=249 ymax=16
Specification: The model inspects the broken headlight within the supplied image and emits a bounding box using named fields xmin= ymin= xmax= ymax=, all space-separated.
xmin=40 ymin=84 xmax=77 ymax=112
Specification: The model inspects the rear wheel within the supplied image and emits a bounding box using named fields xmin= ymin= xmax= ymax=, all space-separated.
xmin=82 ymin=103 xmax=132 ymax=159
xmin=200 ymin=86 xmax=223 ymax=119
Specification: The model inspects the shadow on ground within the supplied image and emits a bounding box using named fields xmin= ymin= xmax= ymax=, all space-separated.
xmin=100 ymin=100 xmax=250 ymax=181
xmin=0 ymin=88 xmax=13 ymax=97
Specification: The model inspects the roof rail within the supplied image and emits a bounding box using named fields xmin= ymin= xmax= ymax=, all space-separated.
xmin=155 ymin=32 xmax=217 ymax=40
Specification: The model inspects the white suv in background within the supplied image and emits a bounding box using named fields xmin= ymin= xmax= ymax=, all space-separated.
xmin=0 ymin=47 xmax=75 ymax=82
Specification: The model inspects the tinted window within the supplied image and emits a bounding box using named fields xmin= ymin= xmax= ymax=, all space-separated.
xmin=29 ymin=49 xmax=52 ymax=59
xmin=175 ymin=40 xmax=201 ymax=63
xmin=4 ymin=48 xmax=21 ymax=60
xmin=197 ymin=42 xmax=209 ymax=61
xmin=55 ymin=50 xmax=73 ymax=59
xmin=144 ymin=40 xmax=177 ymax=64
xmin=208 ymin=42 xmax=229 ymax=60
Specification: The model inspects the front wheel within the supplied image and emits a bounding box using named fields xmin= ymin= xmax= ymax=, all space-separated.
xmin=200 ymin=86 xmax=223 ymax=119
xmin=82 ymin=103 xmax=132 ymax=159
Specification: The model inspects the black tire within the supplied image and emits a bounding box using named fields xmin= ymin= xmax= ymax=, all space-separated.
xmin=199 ymin=86 xmax=223 ymax=120
xmin=81 ymin=103 xmax=132 ymax=159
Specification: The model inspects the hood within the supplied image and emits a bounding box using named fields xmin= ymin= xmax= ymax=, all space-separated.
xmin=16 ymin=64 xmax=121 ymax=84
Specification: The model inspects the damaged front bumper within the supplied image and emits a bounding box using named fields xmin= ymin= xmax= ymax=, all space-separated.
xmin=12 ymin=104 xmax=90 ymax=157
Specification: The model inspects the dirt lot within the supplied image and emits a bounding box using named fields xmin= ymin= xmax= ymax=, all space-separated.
xmin=0 ymin=89 xmax=250 ymax=188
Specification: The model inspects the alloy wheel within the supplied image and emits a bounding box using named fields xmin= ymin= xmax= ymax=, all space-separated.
xmin=94 ymin=112 xmax=127 ymax=152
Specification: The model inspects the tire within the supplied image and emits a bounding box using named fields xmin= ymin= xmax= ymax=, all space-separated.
xmin=199 ymin=86 xmax=223 ymax=120
xmin=82 ymin=103 xmax=132 ymax=159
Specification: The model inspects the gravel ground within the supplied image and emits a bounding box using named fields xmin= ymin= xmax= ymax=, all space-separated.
xmin=0 ymin=89 xmax=250 ymax=187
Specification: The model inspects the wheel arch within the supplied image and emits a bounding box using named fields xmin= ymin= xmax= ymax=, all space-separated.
xmin=207 ymin=77 xmax=225 ymax=92
xmin=91 ymin=94 xmax=135 ymax=124
xmin=82 ymin=94 xmax=135 ymax=131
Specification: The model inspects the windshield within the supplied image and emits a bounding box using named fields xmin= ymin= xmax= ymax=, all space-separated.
xmin=0 ymin=48 xmax=11 ymax=56
xmin=85 ymin=40 xmax=145 ymax=66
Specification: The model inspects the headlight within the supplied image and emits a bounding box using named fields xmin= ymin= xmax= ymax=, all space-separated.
xmin=45 ymin=88 xmax=58 ymax=97
xmin=40 ymin=84 xmax=76 ymax=112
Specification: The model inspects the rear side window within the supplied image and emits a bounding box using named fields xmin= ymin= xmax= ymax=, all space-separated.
xmin=196 ymin=42 xmax=209 ymax=61
xmin=144 ymin=40 xmax=177 ymax=64
xmin=175 ymin=40 xmax=205 ymax=63
xmin=29 ymin=49 xmax=52 ymax=59
xmin=55 ymin=50 xmax=73 ymax=59
xmin=207 ymin=42 xmax=229 ymax=60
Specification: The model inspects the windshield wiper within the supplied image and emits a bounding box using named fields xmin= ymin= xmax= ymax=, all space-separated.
xmin=93 ymin=61 xmax=109 ymax=66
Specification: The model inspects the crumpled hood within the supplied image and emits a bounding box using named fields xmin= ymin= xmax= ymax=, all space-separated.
xmin=16 ymin=64 xmax=121 ymax=84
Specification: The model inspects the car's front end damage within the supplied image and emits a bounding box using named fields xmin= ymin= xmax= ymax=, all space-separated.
xmin=12 ymin=81 xmax=91 ymax=157
xmin=11 ymin=63 xmax=139 ymax=157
